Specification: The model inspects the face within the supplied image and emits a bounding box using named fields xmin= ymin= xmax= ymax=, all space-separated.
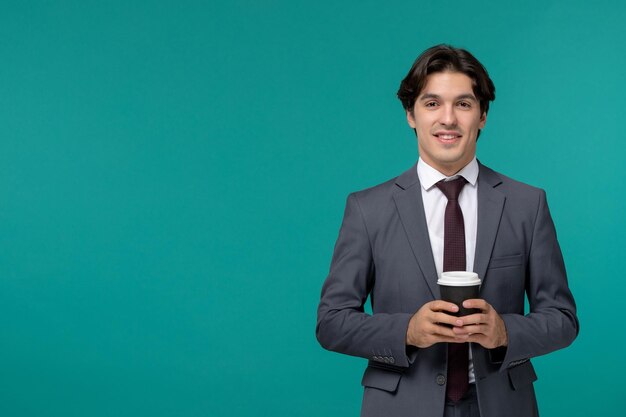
xmin=407 ymin=71 xmax=486 ymax=176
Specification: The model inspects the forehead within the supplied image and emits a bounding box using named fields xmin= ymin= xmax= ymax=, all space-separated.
xmin=420 ymin=71 xmax=475 ymax=97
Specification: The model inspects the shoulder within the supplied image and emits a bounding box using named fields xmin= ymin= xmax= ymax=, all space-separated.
xmin=479 ymin=162 xmax=546 ymax=200
xmin=346 ymin=164 xmax=417 ymax=211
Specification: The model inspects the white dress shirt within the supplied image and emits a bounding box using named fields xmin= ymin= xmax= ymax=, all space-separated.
xmin=417 ymin=156 xmax=479 ymax=383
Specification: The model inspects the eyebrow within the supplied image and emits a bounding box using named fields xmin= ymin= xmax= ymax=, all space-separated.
xmin=419 ymin=93 xmax=478 ymax=102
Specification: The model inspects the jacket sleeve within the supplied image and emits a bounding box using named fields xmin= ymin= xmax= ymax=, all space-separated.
xmin=316 ymin=193 xmax=414 ymax=368
xmin=498 ymin=190 xmax=579 ymax=370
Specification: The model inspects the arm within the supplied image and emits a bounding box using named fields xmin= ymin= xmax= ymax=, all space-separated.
xmin=316 ymin=194 xmax=465 ymax=367
xmin=316 ymin=194 xmax=414 ymax=367
xmin=457 ymin=190 xmax=579 ymax=368
xmin=497 ymin=190 xmax=579 ymax=368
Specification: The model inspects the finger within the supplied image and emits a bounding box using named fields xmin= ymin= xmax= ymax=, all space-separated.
xmin=457 ymin=313 xmax=488 ymax=325
xmin=439 ymin=336 xmax=470 ymax=344
xmin=465 ymin=333 xmax=496 ymax=349
xmin=458 ymin=324 xmax=488 ymax=335
xmin=432 ymin=312 xmax=464 ymax=327
xmin=452 ymin=327 xmax=472 ymax=336
xmin=430 ymin=300 xmax=459 ymax=314
xmin=429 ymin=333 xmax=469 ymax=344
xmin=431 ymin=322 xmax=467 ymax=339
xmin=462 ymin=299 xmax=489 ymax=311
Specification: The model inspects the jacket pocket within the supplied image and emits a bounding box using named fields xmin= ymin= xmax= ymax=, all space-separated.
xmin=488 ymin=254 xmax=524 ymax=269
xmin=361 ymin=365 xmax=402 ymax=393
xmin=507 ymin=360 xmax=537 ymax=390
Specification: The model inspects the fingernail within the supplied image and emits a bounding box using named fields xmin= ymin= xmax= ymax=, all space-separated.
xmin=455 ymin=319 xmax=463 ymax=326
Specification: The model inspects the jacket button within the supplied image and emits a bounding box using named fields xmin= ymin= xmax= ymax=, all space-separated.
xmin=436 ymin=374 xmax=446 ymax=386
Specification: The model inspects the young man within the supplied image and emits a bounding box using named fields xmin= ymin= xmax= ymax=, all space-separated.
xmin=316 ymin=45 xmax=578 ymax=417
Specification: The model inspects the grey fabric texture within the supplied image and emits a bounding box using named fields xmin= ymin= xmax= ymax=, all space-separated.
xmin=316 ymin=162 xmax=578 ymax=417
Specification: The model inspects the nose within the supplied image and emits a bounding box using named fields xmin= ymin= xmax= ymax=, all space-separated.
xmin=439 ymin=104 xmax=457 ymax=126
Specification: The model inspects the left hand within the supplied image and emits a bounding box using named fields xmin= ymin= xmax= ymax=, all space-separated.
xmin=451 ymin=299 xmax=508 ymax=349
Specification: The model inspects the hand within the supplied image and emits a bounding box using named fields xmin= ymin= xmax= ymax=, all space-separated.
xmin=452 ymin=299 xmax=508 ymax=349
xmin=406 ymin=300 xmax=470 ymax=348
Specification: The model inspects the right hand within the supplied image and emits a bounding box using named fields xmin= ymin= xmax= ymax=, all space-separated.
xmin=406 ymin=300 xmax=468 ymax=348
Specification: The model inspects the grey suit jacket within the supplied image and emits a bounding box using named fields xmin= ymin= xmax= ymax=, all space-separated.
xmin=316 ymin=162 xmax=578 ymax=417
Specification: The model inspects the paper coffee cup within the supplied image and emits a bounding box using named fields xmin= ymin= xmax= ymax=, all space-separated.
xmin=437 ymin=271 xmax=481 ymax=317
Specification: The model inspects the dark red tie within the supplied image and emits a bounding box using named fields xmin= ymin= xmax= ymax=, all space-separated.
xmin=436 ymin=177 xmax=469 ymax=403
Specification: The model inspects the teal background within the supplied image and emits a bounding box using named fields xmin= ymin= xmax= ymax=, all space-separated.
xmin=0 ymin=0 xmax=623 ymax=416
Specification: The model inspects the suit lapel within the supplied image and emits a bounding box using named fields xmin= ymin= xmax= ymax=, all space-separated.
xmin=474 ymin=163 xmax=505 ymax=288
xmin=393 ymin=164 xmax=439 ymax=299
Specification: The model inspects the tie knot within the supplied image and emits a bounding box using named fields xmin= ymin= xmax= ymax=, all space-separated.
xmin=435 ymin=176 xmax=467 ymax=201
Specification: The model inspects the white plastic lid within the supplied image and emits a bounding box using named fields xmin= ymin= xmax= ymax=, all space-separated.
xmin=437 ymin=271 xmax=481 ymax=286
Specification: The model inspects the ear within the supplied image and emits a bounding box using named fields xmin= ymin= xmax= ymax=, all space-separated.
xmin=479 ymin=111 xmax=487 ymax=129
xmin=406 ymin=108 xmax=417 ymax=129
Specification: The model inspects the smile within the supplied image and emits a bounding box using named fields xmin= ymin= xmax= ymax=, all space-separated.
xmin=433 ymin=130 xmax=462 ymax=141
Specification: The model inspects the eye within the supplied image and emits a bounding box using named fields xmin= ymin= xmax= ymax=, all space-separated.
xmin=457 ymin=101 xmax=472 ymax=109
xmin=425 ymin=101 xmax=438 ymax=108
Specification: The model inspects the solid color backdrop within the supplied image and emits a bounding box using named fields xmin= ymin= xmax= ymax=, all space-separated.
xmin=0 ymin=1 xmax=624 ymax=416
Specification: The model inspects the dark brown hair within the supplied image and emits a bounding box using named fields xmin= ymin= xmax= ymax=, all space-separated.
xmin=397 ymin=44 xmax=496 ymax=115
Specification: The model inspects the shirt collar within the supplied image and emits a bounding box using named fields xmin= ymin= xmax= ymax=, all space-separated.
xmin=417 ymin=157 xmax=479 ymax=191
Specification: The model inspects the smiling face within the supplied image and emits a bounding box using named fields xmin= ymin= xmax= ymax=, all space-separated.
xmin=407 ymin=71 xmax=486 ymax=176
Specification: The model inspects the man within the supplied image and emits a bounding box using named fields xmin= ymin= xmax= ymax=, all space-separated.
xmin=316 ymin=45 xmax=578 ymax=417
